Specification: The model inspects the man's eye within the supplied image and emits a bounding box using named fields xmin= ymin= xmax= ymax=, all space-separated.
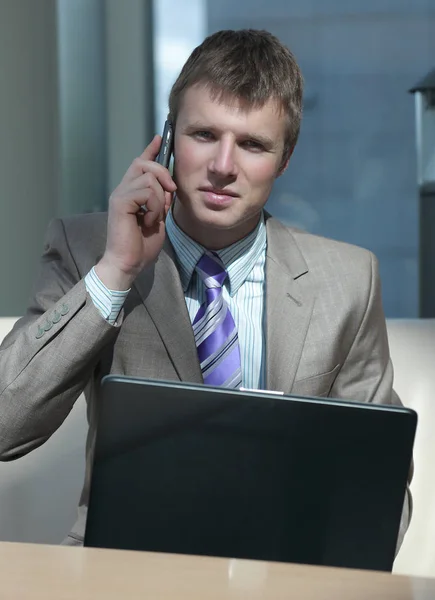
xmin=194 ymin=130 xmax=213 ymax=140
xmin=242 ymin=140 xmax=264 ymax=151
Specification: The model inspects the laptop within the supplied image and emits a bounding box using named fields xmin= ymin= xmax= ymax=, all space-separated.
xmin=84 ymin=376 xmax=416 ymax=571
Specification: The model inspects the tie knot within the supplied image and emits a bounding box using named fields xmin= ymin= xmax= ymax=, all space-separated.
xmin=195 ymin=252 xmax=227 ymax=289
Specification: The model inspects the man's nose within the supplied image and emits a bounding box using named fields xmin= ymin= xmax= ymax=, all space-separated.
xmin=208 ymin=140 xmax=237 ymax=178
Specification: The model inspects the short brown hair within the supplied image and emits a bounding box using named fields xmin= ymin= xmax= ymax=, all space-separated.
xmin=168 ymin=29 xmax=304 ymax=161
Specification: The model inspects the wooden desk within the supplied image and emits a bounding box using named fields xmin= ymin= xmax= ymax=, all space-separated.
xmin=1 ymin=542 xmax=434 ymax=599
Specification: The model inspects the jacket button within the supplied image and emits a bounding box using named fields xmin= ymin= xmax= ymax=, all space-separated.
xmin=44 ymin=320 xmax=53 ymax=332
xmin=52 ymin=310 xmax=61 ymax=324
xmin=35 ymin=326 xmax=45 ymax=339
xmin=60 ymin=303 xmax=69 ymax=316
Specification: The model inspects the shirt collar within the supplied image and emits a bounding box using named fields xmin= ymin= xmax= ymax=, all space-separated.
xmin=166 ymin=207 xmax=266 ymax=296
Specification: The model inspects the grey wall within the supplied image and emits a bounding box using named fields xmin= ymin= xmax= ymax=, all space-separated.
xmin=57 ymin=0 xmax=155 ymax=212
xmin=57 ymin=0 xmax=107 ymax=215
xmin=208 ymin=0 xmax=435 ymax=317
xmin=0 ymin=0 xmax=154 ymax=317
xmin=0 ymin=0 xmax=59 ymax=317
xmin=105 ymin=0 xmax=155 ymax=193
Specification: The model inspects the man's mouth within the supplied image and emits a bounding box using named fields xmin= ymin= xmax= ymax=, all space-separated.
xmin=198 ymin=186 xmax=239 ymax=198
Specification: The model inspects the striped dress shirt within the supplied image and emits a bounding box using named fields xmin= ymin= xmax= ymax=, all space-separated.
xmin=85 ymin=209 xmax=267 ymax=389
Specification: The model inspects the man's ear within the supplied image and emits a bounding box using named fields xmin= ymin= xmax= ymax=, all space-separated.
xmin=276 ymin=147 xmax=294 ymax=177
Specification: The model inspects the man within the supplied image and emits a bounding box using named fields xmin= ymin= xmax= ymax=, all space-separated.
xmin=0 ymin=29 xmax=411 ymax=547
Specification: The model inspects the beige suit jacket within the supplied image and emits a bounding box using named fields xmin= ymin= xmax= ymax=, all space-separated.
xmin=0 ymin=212 xmax=411 ymax=547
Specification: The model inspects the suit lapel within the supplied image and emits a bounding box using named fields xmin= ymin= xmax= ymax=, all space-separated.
xmin=131 ymin=218 xmax=314 ymax=391
xmin=265 ymin=217 xmax=314 ymax=393
xmin=133 ymin=239 xmax=203 ymax=384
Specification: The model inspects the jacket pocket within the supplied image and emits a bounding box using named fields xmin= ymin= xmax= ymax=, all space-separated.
xmin=292 ymin=364 xmax=340 ymax=398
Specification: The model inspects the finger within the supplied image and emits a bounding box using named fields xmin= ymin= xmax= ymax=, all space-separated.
xmin=114 ymin=186 xmax=165 ymax=220
xmin=164 ymin=190 xmax=174 ymax=213
xmin=126 ymin=171 xmax=170 ymax=195
xmin=140 ymin=134 xmax=162 ymax=162
xmin=123 ymin=159 xmax=177 ymax=193
xmin=136 ymin=189 xmax=165 ymax=223
xmin=142 ymin=207 xmax=164 ymax=228
xmin=132 ymin=175 xmax=166 ymax=219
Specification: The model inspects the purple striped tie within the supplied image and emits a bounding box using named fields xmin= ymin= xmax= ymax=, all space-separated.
xmin=193 ymin=252 xmax=242 ymax=388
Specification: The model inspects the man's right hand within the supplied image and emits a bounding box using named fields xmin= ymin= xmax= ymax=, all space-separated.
xmin=95 ymin=135 xmax=177 ymax=290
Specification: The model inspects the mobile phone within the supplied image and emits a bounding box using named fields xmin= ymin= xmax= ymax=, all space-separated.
xmin=155 ymin=119 xmax=173 ymax=168
xmin=140 ymin=120 xmax=174 ymax=214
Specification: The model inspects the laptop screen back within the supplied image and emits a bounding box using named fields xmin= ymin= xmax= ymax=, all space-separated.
xmin=84 ymin=377 xmax=416 ymax=571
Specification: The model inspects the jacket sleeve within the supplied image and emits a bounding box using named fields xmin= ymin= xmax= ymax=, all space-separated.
xmin=0 ymin=218 xmax=120 ymax=460
xmin=329 ymin=252 xmax=413 ymax=554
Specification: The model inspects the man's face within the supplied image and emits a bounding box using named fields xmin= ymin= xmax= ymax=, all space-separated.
xmin=172 ymin=85 xmax=289 ymax=249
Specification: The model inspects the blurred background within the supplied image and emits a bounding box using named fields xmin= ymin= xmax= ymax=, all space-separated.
xmin=1 ymin=0 xmax=434 ymax=318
